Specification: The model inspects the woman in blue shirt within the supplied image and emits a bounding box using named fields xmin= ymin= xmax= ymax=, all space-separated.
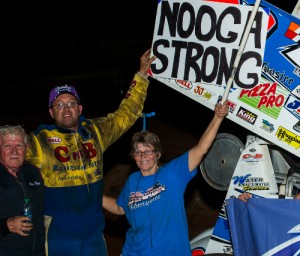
xmin=103 ymin=101 xmax=229 ymax=256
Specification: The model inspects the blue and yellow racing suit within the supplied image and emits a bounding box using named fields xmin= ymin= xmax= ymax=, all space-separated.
xmin=25 ymin=73 xmax=149 ymax=256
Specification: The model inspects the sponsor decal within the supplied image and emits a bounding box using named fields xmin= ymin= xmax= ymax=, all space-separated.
xmin=293 ymin=121 xmax=300 ymax=133
xmin=227 ymin=100 xmax=237 ymax=114
xmin=47 ymin=137 xmax=62 ymax=144
xmin=285 ymin=95 xmax=300 ymax=119
xmin=183 ymin=82 xmax=217 ymax=100
xmin=282 ymin=22 xmax=300 ymax=69
xmin=232 ymin=174 xmax=271 ymax=191
xmin=294 ymin=67 xmax=300 ymax=78
xmin=284 ymin=22 xmax=300 ymax=44
xmin=261 ymin=119 xmax=275 ymax=133
xmin=128 ymin=182 xmax=166 ymax=209
xmin=236 ymin=107 xmax=257 ymax=125
xmin=276 ymin=126 xmax=300 ymax=149
xmin=58 ymin=175 xmax=84 ymax=181
xmin=242 ymin=176 xmax=270 ymax=191
xmin=261 ymin=64 xmax=294 ymax=89
xmin=242 ymin=153 xmax=263 ymax=161
xmin=292 ymin=84 xmax=300 ymax=99
xmin=193 ymin=85 xmax=214 ymax=100
xmin=54 ymin=142 xmax=97 ymax=163
xmin=238 ymin=82 xmax=287 ymax=119
xmin=176 ymin=79 xmax=193 ymax=90
xmin=53 ymin=165 xmax=87 ymax=172
xmin=28 ymin=181 xmax=41 ymax=186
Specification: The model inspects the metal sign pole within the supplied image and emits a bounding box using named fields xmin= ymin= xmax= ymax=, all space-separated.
xmin=221 ymin=0 xmax=262 ymax=104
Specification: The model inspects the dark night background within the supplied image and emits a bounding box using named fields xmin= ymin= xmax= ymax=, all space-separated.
xmin=1 ymin=0 xmax=297 ymax=165
xmin=1 ymin=1 xmax=298 ymax=254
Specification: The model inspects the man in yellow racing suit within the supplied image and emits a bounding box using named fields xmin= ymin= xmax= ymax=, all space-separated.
xmin=25 ymin=49 xmax=156 ymax=256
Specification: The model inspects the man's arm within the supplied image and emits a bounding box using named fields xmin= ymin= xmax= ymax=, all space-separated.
xmin=0 ymin=216 xmax=32 ymax=237
xmin=96 ymin=49 xmax=156 ymax=150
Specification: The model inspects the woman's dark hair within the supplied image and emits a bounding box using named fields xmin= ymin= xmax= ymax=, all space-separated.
xmin=130 ymin=130 xmax=162 ymax=158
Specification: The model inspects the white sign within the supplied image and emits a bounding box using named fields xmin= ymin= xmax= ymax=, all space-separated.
xmin=151 ymin=0 xmax=268 ymax=88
